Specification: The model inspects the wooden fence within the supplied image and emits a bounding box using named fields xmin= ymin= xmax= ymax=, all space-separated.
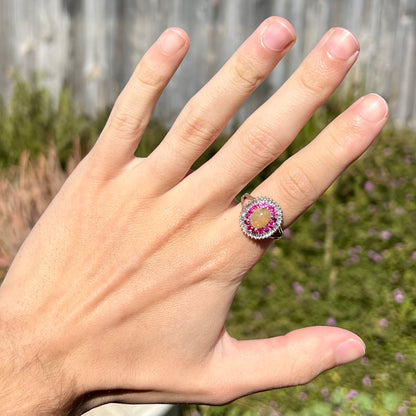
xmin=0 ymin=0 xmax=415 ymax=129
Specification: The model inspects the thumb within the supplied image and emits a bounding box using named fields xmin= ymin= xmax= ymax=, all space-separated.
xmin=207 ymin=326 xmax=365 ymax=404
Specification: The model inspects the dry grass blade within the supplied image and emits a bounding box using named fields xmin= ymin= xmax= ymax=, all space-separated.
xmin=0 ymin=144 xmax=79 ymax=279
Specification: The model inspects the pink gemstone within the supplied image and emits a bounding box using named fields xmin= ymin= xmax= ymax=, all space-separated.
xmin=245 ymin=213 xmax=250 ymax=219
xmin=263 ymin=227 xmax=269 ymax=232
xmin=252 ymin=205 xmax=258 ymax=210
xmin=258 ymin=229 xmax=263 ymax=234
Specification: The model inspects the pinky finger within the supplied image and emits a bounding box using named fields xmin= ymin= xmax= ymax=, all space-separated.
xmin=255 ymin=93 xmax=389 ymax=226
xmin=89 ymin=28 xmax=189 ymax=177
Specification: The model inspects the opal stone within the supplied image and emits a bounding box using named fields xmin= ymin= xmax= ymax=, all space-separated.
xmin=249 ymin=208 xmax=271 ymax=229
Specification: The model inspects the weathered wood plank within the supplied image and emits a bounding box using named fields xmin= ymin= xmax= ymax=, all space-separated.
xmin=0 ymin=0 xmax=414 ymax=128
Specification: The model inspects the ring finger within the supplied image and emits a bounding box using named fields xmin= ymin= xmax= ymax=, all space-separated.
xmin=254 ymin=93 xmax=388 ymax=228
xmin=195 ymin=27 xmax=360 ymax=204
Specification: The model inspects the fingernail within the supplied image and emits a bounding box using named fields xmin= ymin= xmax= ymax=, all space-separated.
xmin=336 ymin=338 xmax=366 ymax=366
xmin=325 ymin=28 xmax=359 ymax=60
xmin=160 ymin=29 xmax=187 ymax=56
xmin=357 ymin=93 xmax=389 ymax=122
xmin=261 ymin=19 xmax=295 ymax=51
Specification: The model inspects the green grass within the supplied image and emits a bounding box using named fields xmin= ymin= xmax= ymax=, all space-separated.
xmin=0 ymin=79 xmax=415 ymax=415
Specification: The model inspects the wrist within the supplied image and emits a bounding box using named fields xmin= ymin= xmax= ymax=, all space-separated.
xmin=0 ymin=298 xmax=76 ymax=415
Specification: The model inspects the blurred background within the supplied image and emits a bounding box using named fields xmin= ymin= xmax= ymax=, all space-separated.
xmin=0 ymin=0 xmax=415 ymax=127
xmin=0 ymin=1 xmax=415 ymax=416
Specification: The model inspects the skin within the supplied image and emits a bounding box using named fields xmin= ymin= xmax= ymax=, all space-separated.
xmin=0 ymin=17 xmax=388 ymax=416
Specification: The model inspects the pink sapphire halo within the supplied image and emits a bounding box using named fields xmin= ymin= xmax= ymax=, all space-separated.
xmin=239 ymin=193 xmax=283 ymax=240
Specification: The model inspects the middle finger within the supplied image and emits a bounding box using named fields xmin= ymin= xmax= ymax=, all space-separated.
xmin=195 ymin=27 xmax=359 ymax=204
xmin=146 ymin=17 xmax=296 ymax=191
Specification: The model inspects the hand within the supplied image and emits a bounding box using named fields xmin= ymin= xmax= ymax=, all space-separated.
xmin=0 ymin=17 xmax=387 ymax=415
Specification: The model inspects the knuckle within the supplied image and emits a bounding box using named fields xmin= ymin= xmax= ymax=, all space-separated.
xmin=229 ymin=55 xmax=264 ymax=93
xmin=278 ymin=164 xmax=317 ymax=207
xmin=325 ymin=118 xmax=362 ymax=163
xmin=133 ymin=60 xmax=166 ymax=91
xmin=325 ymin=128 xmax=350 ymax=162
xmin=241 ymin=124 xmax=279 ymax=168
xmin=286 ymin=357 xmax=316 ymax=386
xmin=178 ymin=108 xmax=221 ymax=149
xmin=297 ymin=57 xmax=331 ymax=96
xmin=107 ymin=110 xmax=145 ymax=139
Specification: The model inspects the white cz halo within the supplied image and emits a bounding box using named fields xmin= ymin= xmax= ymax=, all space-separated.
xmin=239 ymin=195 xmax=283 ymax=240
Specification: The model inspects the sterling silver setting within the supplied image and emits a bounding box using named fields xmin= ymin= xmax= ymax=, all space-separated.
xmin=239 ymin=193 xmax=283 ymax=240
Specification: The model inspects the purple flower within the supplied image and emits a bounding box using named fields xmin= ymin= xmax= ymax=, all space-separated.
xmin=346 ymin=389 xmax=358 ymax=400
xmin=368 ymin=250 xmax=383 ymax=263
xmin=384 ymin=147 xmax=392 ymax=156
xmin=320 ymin=387 xmax=329 ymax=398
xmin=349 ymin=245 xmax=362 ymax=255
xmin=393 ymin=288 xmax=404 ymax=303
xmin=298 ymin=391 xmax=308 ymax=401
xmin=368 ymin=227 xmax=378 ymax=236
xmin=327 ymin=317 xmax=337 ymax=326
xmin=380 ymin=230 xmax=392 ymax=240
xmin=398 ymin=406 xmax=406 ymax=415
xmin=311 ymin=291 xmax=320 ymax=300
xmin=362 ymin=375 xmax=371 ymax=386
xmin=395 ymin=353 xmax=404 ymax=362
xmin=364 ymin=181 xmax=374 ymax=193
xmin=292 ymin=281 xmax=304 ymax=295
xmin=411 ymin=251 xmax=416 ymax=261
xmin=345 ymin=254 xmax=360 ymax=265
xmin=283 ymin=228 xmax=292 ymax=239
xmin=264 ymin=284 xmax=275 ymax=294
xmin=361 ymin=357 xmax=370 ymax=365
xmin=269 ymin=401 xmax=278 ymax=409
xmin=379 ymin=318 xmax=389 ymax=327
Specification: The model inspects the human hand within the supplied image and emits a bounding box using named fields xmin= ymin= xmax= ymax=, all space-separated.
xmin=0 ymin=17 xmax=388 ymax=415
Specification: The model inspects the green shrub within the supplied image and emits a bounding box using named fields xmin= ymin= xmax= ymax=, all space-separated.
xmin=0 ymin=74 xmax=107 ymax=169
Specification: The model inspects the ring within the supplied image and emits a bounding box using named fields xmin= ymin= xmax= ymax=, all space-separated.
xmin=239 ymin=193 xmax=283 ymax=240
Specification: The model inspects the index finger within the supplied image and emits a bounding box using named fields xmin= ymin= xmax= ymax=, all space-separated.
xmin=90 ymin=28 xmax=189 ymax=177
